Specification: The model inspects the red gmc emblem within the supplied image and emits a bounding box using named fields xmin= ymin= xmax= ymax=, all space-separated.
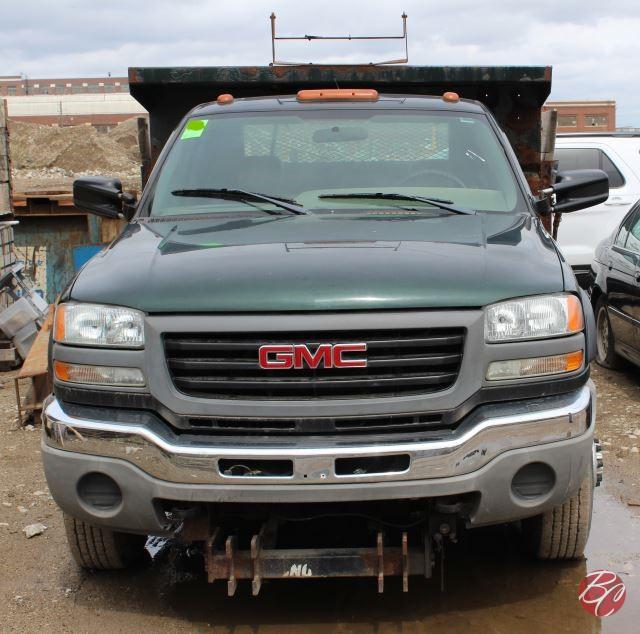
xmin=259 ymin=343 xmax=367 ymax=370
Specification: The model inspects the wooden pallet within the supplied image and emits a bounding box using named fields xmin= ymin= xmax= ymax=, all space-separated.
xmin=15 ymin=307 xmax=53 ymax=426
xmin=12 ymin=191 xmax=79 ymax=216
xmin=0 ymin=336 xmax=17 ymax=370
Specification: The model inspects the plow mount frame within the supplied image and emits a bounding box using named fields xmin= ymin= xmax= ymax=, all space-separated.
xmin=173 ymin=508 xmax=461 ymax=597
xmin=204 ymin=523 xmax=433 ymax=596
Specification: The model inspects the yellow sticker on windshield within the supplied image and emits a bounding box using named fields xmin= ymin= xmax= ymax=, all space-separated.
xmin=181 ymin=119 xmax=208 ymax=140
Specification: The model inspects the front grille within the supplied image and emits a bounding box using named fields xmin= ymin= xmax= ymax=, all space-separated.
xmin=164 ymin=328 xmax=464 ymax=400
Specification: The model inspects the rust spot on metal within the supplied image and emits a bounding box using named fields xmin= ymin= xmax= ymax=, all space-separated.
xmin=514 ymin=145 xmax=541 ymax=169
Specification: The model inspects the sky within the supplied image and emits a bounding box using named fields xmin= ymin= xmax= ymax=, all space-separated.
xmin=2 ymin=0 xmax=640 ymax=126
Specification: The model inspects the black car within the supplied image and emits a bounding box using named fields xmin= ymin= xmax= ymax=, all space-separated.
xmin=590 ymin=199 xmax=640 ymax=368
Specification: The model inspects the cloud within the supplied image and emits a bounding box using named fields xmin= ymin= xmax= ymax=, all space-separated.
xmin=1 ymin=0 xmax=639 ymax=124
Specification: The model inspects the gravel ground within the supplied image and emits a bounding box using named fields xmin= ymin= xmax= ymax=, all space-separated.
xmin=0 ymin=364 xmax=639 ymax=632
xmin=591 ymin=363 xmax=640 ymax=506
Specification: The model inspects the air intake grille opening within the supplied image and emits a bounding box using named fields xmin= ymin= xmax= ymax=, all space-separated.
xmin=335 ymin=454 xmax=410 ymax=476
xmin=164 ymin=328 xmax=464 ymax=400
xmin=183 ymin=413 xmax=448 ymax=436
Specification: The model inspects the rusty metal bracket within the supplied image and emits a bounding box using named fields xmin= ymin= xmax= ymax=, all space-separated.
xmin=205 ymin=522 xmax=431 ymax=595
xmin=269 ymin=12 xmax=409 ymax=66
xmin=253 ymin=518 xmax=279 ymax=595
xmin=226 ymin=535 xmax=238 ymax=597
xmin=251 ymin=532 xmax=262 ymax=596
xmin=205 ymin=526 xmax=221 ymax=583
xmin=402 ymin=532 xmax=409 ymax=592
xmin=377 ymin=531 xmax=384 ymax=593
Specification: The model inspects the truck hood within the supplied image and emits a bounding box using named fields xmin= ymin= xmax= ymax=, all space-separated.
xmin=69 ymin=212 xmax=563 ymax=312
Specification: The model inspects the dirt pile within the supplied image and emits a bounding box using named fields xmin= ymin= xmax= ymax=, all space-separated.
xmin=9 ymin=118 xmax=142 ymax=190
xmin=106 ymin=117 xmax=142 ymax=164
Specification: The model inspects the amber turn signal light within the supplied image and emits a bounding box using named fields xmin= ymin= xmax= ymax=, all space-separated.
xmin=54 ymin=360 xmax=146 ymax=387
xmin=53 ymin=304 xmax=66 ymax=342
xmin=53 ymin=360 xmax=71 ymax=382
xmin=564 ymin=350 xmax=585 ymax=372
xmin=297 ymin=88 xmax=379 ymax=102
xmin=566 ymin=295 xmax=584 ymax=334
xmin=486 ymin=350 xmax=584 ymax=381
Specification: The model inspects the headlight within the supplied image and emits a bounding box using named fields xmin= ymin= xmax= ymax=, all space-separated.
xmin=54 ymin=303 xmax=144 ymax=348
xmin=485 ymin=294 xmax=583 ymax=343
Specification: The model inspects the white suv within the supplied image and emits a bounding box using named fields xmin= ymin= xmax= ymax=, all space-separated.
xmin=554 ymin=134 xmax=640 ymax=282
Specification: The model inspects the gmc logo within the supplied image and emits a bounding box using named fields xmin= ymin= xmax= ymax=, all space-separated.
xmin=259 ymin=343 xmax=367 ymax=370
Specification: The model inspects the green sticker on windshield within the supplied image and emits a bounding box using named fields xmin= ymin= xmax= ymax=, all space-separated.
xmin=181 ymin=119 xmax=208 ymax=140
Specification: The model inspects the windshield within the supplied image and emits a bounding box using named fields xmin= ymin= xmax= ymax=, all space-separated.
xmin=147 ymin=109 xmax=524 ymax=216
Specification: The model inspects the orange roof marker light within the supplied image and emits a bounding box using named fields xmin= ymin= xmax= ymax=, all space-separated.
xmin=442 ymin=91 xmax=460 ymax=103
xmin=217 ymin=93 xmax=234 ymax=105
xmin=297 ymin=89 xmax=379 ymax=102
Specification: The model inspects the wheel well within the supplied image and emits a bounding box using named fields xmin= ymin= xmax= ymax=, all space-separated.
xmin=590 ymin=286 xmax=603 ymax=311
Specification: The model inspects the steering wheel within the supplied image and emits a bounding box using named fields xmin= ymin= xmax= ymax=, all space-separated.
xmin=399 ymin=169 xmax=468 ymax=188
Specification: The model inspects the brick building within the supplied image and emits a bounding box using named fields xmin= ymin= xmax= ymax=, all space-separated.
xmin=0 ymin=75 xmax=129 ymax=97
xmin=543 ymin=100 xmax=616 ymax=133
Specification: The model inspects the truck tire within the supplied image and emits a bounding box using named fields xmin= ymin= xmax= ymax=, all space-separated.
xmin=595 ymin=298 xmax=624 ymax=369
xmin=64 ymin=513 xmax=148 ymax=570
xmin=522 ymin=465 xmax=594 ymax=560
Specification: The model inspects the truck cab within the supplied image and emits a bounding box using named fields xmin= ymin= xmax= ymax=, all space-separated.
xmin=42 ymin=72 xmax=607 ymax=591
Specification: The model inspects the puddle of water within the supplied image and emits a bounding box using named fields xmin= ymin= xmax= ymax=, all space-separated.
xmin=92 ymin=490 xmax=639 ymax=633
xmin=584 ymin=489 xmax=640 ymax=632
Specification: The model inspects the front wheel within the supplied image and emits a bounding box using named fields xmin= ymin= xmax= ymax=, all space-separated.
xmin=64 ymin=514 xmax=148 ymax=570
xmin=596 ymin=298 xmax=624 ymax=369
xmin=522 ymin=462 xmax=594 ymax=560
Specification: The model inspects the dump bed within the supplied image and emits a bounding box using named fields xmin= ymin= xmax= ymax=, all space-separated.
xmin=129 ymin=65 xmax=552 ymax=193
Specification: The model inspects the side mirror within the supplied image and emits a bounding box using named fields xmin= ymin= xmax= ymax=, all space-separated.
xmin=535 ymin=169 xmax=609 ymax=214
xmin=73 ymin=176 xmax=137 ymax=220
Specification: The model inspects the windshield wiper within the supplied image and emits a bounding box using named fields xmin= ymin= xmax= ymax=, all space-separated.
xmin=318 ymin=192 xmax=475 ymax=215
xmin=171 ymin=188 xmax=308 ymax=215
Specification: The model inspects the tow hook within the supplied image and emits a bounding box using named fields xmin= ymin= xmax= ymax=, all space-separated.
xmin=593 ymin=438 xmax=604 ymax=487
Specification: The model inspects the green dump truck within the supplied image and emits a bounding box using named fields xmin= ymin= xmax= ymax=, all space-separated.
xmin=42 ymin=65 xmax=606 ymax=594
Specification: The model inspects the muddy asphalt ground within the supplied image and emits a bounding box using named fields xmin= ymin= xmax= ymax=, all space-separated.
xmin=1 ymin=364 xmax=639 ymax=633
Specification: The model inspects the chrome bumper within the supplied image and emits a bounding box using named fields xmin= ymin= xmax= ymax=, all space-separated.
xmin=43 ymin=384 xmax=593 ymax=486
